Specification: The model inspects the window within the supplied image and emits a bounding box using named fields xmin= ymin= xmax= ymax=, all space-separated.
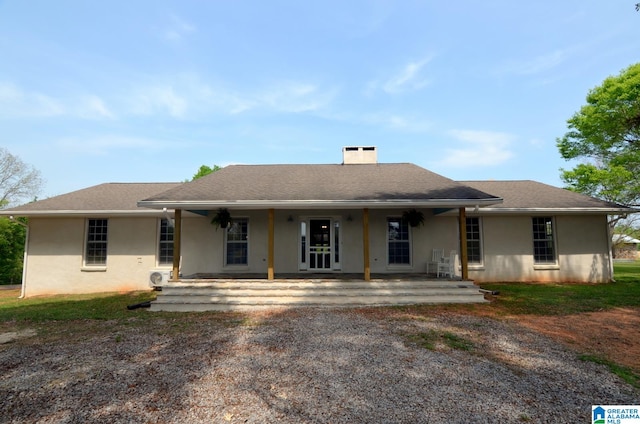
xmin=225 ymin=218 xmax=248 ymax=266
xmin=532 ymin=217 xmax=556 ymax=264
xmin=466 ymin=217 xmax=482 ymax=264
xmin=158 ymin=218 xmax=174 ymax=266
xmin=387 ymin=217 xmax=410 ymax=265
xmin=85 ymin=219 xmax=108 ymax=266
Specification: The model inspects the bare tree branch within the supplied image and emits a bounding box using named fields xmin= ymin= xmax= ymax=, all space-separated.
xmin=0 ymin=148 xmax=43 ymax=208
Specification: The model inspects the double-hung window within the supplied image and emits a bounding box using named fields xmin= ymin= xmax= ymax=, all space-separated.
xmin=225 ymin=218 xmax=248 ymax=266
xmin=85 ymin=219 xmax=108 ymax=266
xmin=158 ymin=218 xmax=174 ymax=266
xmin=532 ymin=217 xmax=556 ymax=264
xmin=387 ymin=217 xmax=410 ymax=265
xmin=466 ymin=217 xmax=483 ymax=265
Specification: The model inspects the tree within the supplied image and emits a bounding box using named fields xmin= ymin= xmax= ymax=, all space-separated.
xmin=0 ymin=217 xmax=26 ymax=284
xmin=0 ymin=147 xmax=43 ymax=208
xmin=557 ymin=63 xmax=640 ymax=226
xmin=189 ymin=164 xmax=222 ymax=181
xmin=0 ymin=148 xmax=43 ymax=284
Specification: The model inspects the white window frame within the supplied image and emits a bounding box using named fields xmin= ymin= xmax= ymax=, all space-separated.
xmin=532 ymin=216 xmax=558 ymax=267
xmin=224 ymin=218 xmax=249 ymax=268
xmin=466 ymin=216 xmax=484 ymax=267
xmin=84 ymin=218 xmax=108 ymax=269
xmin=157 ymin=218 xmax=174 ymax=267
xmin=387 ymin=216 xmax=412 ymax=268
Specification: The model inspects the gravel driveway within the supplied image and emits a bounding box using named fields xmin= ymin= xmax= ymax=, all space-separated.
xmin=1 ymin=308 xmax=637 ymax=423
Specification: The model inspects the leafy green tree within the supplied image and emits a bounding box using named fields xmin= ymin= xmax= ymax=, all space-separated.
xmin=0 ymin=217 xmax=26 ymax=284
xmin=557 ymin=63 xmax=640 ymax=222
xmin=189 ymin=164 xmax=222 ymax=181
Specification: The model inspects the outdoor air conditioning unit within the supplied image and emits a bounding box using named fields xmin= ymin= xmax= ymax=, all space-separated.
xmin=148 ymin=270 xmax=171 ymax=287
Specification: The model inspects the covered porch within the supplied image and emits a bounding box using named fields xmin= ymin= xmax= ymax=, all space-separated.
xmin=166 ymin=206 xmax=475 ymax=284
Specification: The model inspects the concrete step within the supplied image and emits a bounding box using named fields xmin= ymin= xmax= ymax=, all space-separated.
xmin=150 ymin=296 xmax=486 ymax=312
xmin=158 ymin=287 xmax=480 ymax=297
xmin=161 ymin=280 xmax=476 ymax=290
xmin=149 ymin=280 xmax=487 ymax=312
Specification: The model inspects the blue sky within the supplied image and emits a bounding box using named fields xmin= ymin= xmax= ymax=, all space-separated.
xmin=1 ymin=1 xmax=639 ymax=198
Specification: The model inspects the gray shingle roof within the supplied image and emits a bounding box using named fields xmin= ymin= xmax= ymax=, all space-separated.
xmin=0 ymin=183 xmax=182 ymax=216
xmin=461 ymin=180 xmax=632 ymax=212
xmin=140 ymin=164 xmax=501 ymax=207
xmin=2 ymin=168 xmax=631 ymax=216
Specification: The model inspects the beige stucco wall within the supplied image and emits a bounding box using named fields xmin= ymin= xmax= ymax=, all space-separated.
xmin=177 ymin=209 xmax=458 ymax=276
xmin=468 ymin=214 xmax=612 ymax=283
xmin=23 ymin=217 xmax=160 ymax=297
xmin=21 ymin=210 xmax=614 ymax=296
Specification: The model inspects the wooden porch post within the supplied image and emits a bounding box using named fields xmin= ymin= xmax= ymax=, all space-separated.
xmin=363 ymin=208 xmax=371 ymax=281
xmin=171 ymin=209 xmax=182 ymax=282
xmin=268 ymin=208 xmax=275 ymax=280
xmin=458 ymin=207 xmax=468 ymax=280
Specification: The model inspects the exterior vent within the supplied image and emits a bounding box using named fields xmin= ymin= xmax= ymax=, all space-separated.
xmin=342 ymin=146 xmax=377 ymax=164
xmin=149 ymin=270 xmax=171 ymax=287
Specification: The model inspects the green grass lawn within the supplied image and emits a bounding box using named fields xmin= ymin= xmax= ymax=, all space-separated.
xmin=480 ymin=261 xmax=640 ymax=315
xmin=1 ymin=262 xmax=639 ymax=323
xmin=0 ymin=290 xmax=158 ymax=323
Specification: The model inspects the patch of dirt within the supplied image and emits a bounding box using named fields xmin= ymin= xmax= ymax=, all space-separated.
xmin=0 ymin=329 xmax=36 ymax=344
xmin=511 ymin=307 xmax=640 ymax=373
xmin=353 ymin=303 xmax=640 ymax=375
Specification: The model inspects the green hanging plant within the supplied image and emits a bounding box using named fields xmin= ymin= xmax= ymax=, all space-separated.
xmin=211 ymin=208 xmax=232 ymax=229
xmin=402 ymin=208 xmax=425 ymax=227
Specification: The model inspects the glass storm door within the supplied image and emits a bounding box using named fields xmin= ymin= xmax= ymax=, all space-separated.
xmin=309 ymin=219 xmax=332 ymax=270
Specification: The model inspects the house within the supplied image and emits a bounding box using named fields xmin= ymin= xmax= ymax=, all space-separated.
xmin=612 ymin=234 xmax=640 ymax=259
xmin=0 ymin=147 xmax=633 ymax=303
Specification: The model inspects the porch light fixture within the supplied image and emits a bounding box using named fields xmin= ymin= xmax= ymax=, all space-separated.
xmin=287 ymin=215 xmax=294 ymax=222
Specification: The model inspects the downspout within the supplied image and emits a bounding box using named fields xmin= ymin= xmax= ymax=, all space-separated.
xmin=162 ymin=207 xmax=174 ymax=227
xmin=606 ymin=218 xmax=615 ymax=282
xmin=9 ymin=216 xmax=29 ymax=299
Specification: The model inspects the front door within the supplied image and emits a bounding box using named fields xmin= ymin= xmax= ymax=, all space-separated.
xmin=309 ymin=219 xmax=331 ymax=270
xmin=299 ymin=218 xmax=342 ymax=271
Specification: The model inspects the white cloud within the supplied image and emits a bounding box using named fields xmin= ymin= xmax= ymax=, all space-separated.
xmin=362 ymin=113 xmax=433 ymax=133
xmin=129 ymin=85 xmax=188 ymax=118
xmin=257 ymin=82 xmax=338 ymax=113
xmin=529 ymin=137 xmax=545 ymax=148
xmin=440 ymin=129 xmax=515 ymax=167
xmin=56 ymin=135 xmax=171 ymax=156
xmin=378 ymin=56 xmax=434 ymax=94
xmin=0 ymin=82 xmax=116 ymax=120
xmin=0 ymin=82 xmax=64 ymax=118
xmin=123 ymin=76 xmax=338 ymax=118
xmin=164 ymin=15 xmax=196 ymax=42
xmin=498 ymin=50 xmax=567 ymax=76
xmin=79 ymin=95 xmax=115 ymax=119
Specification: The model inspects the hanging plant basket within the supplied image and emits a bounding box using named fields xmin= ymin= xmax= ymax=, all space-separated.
xmin=402 ymin=208 xmax=425 ymax=227
xmin=211 ymin=208 xmax=232 ymax=229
